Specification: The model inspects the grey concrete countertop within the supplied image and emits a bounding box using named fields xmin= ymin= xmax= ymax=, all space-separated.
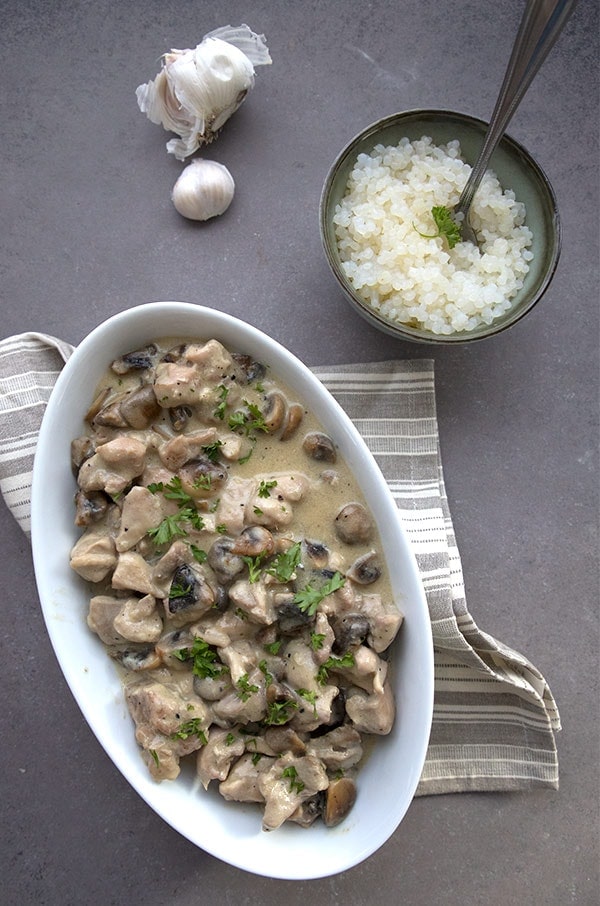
xmin=1 ymin=1 xmax=598 ymax=903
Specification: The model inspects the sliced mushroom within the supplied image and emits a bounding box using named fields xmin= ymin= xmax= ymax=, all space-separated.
xmin=289 ymin=793 xmax=325 ymax=827
xmin=303 ymin=539 xmax=329 ymax=568
xmin=302 ymin=432 xmax=337 ymax=463
xmin=179 ymin=457 xmax=228 ymax=497
xmin=169 ymin=405 xmax=193 ymax=432
xmin=262 ymin=392 xmax=286 ymax=433
xmin=280 ymin=403 xmax=304 ymax=441
xmin=74 ymin=489 xmax=109 ymax=526
xmin=110 ymin=645 xmax=161 ymax=671
xmin=71 ymin=436 xmax=95 ymax=473
xmin=84 ymin=387 xmax=111 ymax=423
xmin=111 ymin=344 xmax=157 ymax=374
xmin=347 ymin=550 xmax=381 ymax=585
xmin=93 ymin=395 xmax=129 ymax=428
xmin=120 ymin=385 xmax=161 ymax=429
xmin=230 ymin=525 xmax=275 ymax=558
xmin=275 ymin=595 xmax=313 ymax=634
xmin=334 ymin=503 xmax=374 ymax=544
xmin=207 ymin=536 xmax=245 ymax=584
xmin=331 ymin=613 xmax=370 ymax=654
xmin=231 ymin=352 xmax=267 ymax=384
xmin=324 ymin=776 xmax=357 ymax=827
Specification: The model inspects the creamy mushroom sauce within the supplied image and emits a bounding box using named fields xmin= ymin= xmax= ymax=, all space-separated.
xmin=69 ymin=337 xmax=404 ymax=831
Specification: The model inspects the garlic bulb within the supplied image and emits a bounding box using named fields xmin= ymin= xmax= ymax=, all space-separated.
xmin=172 ymin=159 xmax=235 ymax=221
xmin=136 ymin=24 xmax=271 ymax=160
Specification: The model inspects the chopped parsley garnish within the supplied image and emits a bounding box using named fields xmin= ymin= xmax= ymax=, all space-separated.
xmin=415 ymin=205 xmax=462 ymax=249
xmin=282 ymin=765 xmax=305 ymax=794
xmin=242 ymin=554 xmax=265 ymax=583
xmin=264 ymin=641 xmax=282 ymax=656
xmin=149 ymin=749 xmax=160 ymax=768
xmin=169 ymin=580 xmax=193 ymax=599
xmin=170 ymin=718 xmax=207 ymax=744
xmin=294 ymin=571 xmax=346 ymax=617
xmin=189 ymin=543 xmax=208 ymax=564
xmin=310 ymin=632 xmax=326 ymax=651
xmin=146 ymin=477 xmax=205 ymax=544
xmin=297 ymin=688 xmax=318 ymax=717
xmin=202 ymin=440 xmax=224 ymax=462
xmin=265 ymin=541 xmax=302 ymax=583
xmin=316 ymin=652 xmax=355 ymax=685
xmin=257 ymin=479 xmax=278 ymax=498
xmin=236 ymin=673 xmax=259 ymax=702
xmin=174 ymin=637 xmax=226 ymax=679
xmin=213 ymin=384 xmax=229 ymax=420
xmin=251 ymin=752 xmax=263 ymax=765
xmin=194 ymin=474 xmax=212 ymax=490
xmin=264 ymin=699 xmax=298 ymax=726
xmin=225 ymin=732 xmax=236 ymax=746
xmin=258 ymin=659 xmax=273 ymax=686
xmin=228 ymin=400 xmax=269 ymax=437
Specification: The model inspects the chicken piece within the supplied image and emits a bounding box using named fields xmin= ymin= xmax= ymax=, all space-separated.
xmin=359 ymin=593 xmax=404 ymax=653
xmin=283 ymin=639 xmax=338 ymax=731
xmin=196 ymin=727 xmax=245 ymax=789
xmin=115 ymin=485 xmax=166 ymax=552
xmin=312 ymin=612 xmax=335 ymax=665
xmin=157 ymin=428 xmax=218 ymax=471
xmin=70 ymin=525 xmax=117 ymax=582
xmin=183 ymin=339 xmax=236 ymax=377
xmin=125 ymin=677 xmax=210 ymax=780
xmin=87 ymin=595 xmax=127 ymax=645
xmin=113 ymin=594 xmax=163 ymax=643
xmin=306 ymin=725 xmax=363 ymax=771
xmin=112 ymin=551 xmax=163 ymax=597
xmin=190 ymin=608 xmax=259 ymax=648
xmin=213 ymin=476 xmax=254 ymax=534
xmin=217 ymin=639 xmax=261 ymax=684
xmin=211 ymin=667 xmax=266 ymax=725
xmin=335 ymin=645 xmax=388 ymax=695
xmin=345 ymin=678 xmax=396 ymax=735
xmin=228 ymin=577 xmax=277 ymax=626
xmin=77 ymin=436 xmax=147 ymax=496
xmin=153 ymin=361 xmax=205 ymax=408
xmin=259 ymin=753 xmax=329 ymax=831
xmin=219 ymin=753 xmax=273 ymax=803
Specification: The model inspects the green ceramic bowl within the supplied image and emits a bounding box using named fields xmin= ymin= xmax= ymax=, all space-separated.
xmin=319 ymin=109 xmax=561 ymax=344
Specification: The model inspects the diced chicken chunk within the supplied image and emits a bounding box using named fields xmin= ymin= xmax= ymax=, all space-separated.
xmin=158 ymin=428 xmax=217 ymax=471
xmin=196 ymin=727 xmax=245 ymax=789
xmin=78 ymin=436 xmax=146 ymax=496
xmin=70 ymin=526 xmax=117 ymax=582
xmin=259 ymin=753 xmax=329 ymax=831
xmin=219 ymin=753 xmax=273 ymax=803
xmin=359 ymin=593 xmax=404 ymax=652
xmin=115 ymin=485 xmax=166 ymax=552
xmin=345 ymin=678 xmax=396 ymax=735
xmin=113 ymin=594 xmax=163 ymax=643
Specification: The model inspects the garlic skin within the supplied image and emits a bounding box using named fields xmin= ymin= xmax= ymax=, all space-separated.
xmin=136 ymin=24 xmax=271 ymax=160
xmin=171 ymin=159 xmax=235 ymax=221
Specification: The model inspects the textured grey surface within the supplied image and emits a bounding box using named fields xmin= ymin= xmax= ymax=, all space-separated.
xmin=1 ymin=1 xmax=598 ymax=903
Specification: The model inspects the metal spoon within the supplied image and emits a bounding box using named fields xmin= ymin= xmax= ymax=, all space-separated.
xmin=455 ymin=0 xmax=577 ymax=246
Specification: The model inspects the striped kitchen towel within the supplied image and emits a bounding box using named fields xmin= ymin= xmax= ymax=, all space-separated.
xmin=0 ymin=332 xmax=560 ymax=794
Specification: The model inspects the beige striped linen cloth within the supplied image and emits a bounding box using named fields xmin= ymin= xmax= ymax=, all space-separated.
xmin=0 ymin=332 xmax=561 ymax=794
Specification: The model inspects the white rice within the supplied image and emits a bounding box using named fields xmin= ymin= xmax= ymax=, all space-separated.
xmin=333 ymin=136 xmax=534 ymax=335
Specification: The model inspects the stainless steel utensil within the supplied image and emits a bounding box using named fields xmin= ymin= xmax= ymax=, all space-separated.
xmin=455 ymin=0 xmax=577 ymax=246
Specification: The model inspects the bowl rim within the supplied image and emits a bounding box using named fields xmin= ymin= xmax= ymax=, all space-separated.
xmin=319 ymin=107 xmax=561 ymax=345
xmin=30 ymin=300 xmax=434 ymax=879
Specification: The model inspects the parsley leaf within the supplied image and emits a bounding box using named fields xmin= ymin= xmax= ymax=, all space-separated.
xmin=236 ymin=673 xmax=259 ymax=702
xmin=174 ymin=637 xmax=226 ymax=679
xmin=265 ymin=541 xmax=302 ymax=583
xmin=258 ymin=479 xmax=278 ymax=498
xmin=294 ymin=571 xmax=345 ymax=617
xmin=170 ymin=718 xmax=207 ymax=744
xmin=282 ymin=765 xmax=305 ymax=794
xmin=415 ymin=205 xmax=462 ymax=249
xmin=263 ymin=699 xmax=298 ymax=726
xmin=317 ymin=652 xmax=355 ymax=685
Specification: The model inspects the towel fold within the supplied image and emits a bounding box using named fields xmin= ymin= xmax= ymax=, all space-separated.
xmin=0 ymin=332 xmax=560 ymax=794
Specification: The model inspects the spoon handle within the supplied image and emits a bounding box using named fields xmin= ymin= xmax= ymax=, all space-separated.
xmin=455 ymin=0 xmax=578 ymax=217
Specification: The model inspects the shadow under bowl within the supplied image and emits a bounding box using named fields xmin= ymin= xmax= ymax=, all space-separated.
xmin=320 ymin=109 xmax=561 ymax=344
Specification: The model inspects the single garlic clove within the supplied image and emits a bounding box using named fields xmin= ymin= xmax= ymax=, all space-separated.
xmin=171 ymin=159 xmax=235 ymax=221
